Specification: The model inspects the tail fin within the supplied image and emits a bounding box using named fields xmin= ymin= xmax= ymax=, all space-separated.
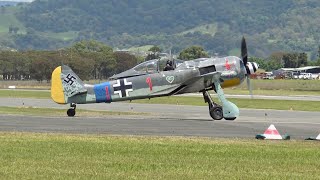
xmin=51 ymin=65 xmax=87 ymax=104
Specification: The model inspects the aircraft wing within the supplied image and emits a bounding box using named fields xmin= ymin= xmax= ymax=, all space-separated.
xmin=177 ymin=71 xmax=221 ymax=94
xmin=200 ymin=71 xmax=221 ymax=81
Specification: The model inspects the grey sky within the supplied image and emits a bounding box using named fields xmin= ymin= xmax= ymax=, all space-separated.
xmin=0 ymin=0 xmax=34 ymax=2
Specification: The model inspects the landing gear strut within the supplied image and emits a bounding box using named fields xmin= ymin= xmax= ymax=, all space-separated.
xmin=203 ymin=91 xmax=223 ymax=120
xmin=67 ymin=103 xmax=76 ymax=117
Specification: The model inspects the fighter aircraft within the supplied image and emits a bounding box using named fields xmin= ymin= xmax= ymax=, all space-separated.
xmin=51 ymin=37 xmax=258 ymax=120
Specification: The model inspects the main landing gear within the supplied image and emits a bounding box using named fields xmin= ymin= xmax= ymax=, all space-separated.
xmin=203 ymin=91 xmax=223 ymax=120
xmin=67 ymin=103 xmax=76 ymax=117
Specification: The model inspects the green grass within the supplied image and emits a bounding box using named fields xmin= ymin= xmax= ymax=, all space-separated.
xmin=179 ymin=23 xmax=217 ymax=36
xmin=224 ymin=89 xmax=320 ymax=96
xmin=0 ymin=6 xmax=77 ymax=41
xmin=0 ymin=90 xmax=50 ymax=98
xmin=0 ymin=6 xmax=26 ymax=34
xmin=0 ymin=106 xmax=146 ymax=117
xmin=238 ymin=79 xmax=320 ymax=91
xmin=0 ymin=133 xmax=319 ymax=179
xmin=2 ymin=79 xmax=320 ymax=94
xmin=127 ymin=45 xmax=154 ymax=52
xmin=39 ymin=31 xmax=78 ymax=41
xmin=134 ymin=96 xmax=320 ymax=111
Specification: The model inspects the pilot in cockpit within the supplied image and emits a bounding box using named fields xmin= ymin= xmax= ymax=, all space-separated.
xmin=163 ymin=60 xmax=174 ymax=71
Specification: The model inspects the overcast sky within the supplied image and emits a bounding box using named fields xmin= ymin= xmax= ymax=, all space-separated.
xmin=0 ymin=0 xmax=34 ymax=2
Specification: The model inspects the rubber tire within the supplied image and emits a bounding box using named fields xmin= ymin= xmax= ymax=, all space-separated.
xmin=224 ymin=117 xmax=236 ymax=121
xmin=209 ymin=106 xmax=223 ymax=120
xmin=67 ymin=108 xmax=76 ymax=117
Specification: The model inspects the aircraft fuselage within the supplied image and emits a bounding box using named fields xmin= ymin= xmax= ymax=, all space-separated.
xmin=62 ymin=56 xmax=247 ymax=104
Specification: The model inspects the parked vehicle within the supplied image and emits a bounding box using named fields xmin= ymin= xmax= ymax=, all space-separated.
xmin=299 ymin=73 xmax=314 ymax=80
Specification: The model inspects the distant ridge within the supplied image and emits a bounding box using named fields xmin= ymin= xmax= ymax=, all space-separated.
xmin=0 ymin=0 xmax=320 ymax=59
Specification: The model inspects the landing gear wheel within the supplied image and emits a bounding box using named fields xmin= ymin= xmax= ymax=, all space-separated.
xmin=209 ymin=106 xmax=223 ymax=120
xmin=67 ymin=103 xmax=76 ymax=117
xmin=225 ymin=117 xmax=236 ymax=121
xmin=67 ymin=108 xmax=75 ymax=117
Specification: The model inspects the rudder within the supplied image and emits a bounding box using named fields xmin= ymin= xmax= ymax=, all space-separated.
xmin=51 ymin=65 xmax=87 ymax=104
xmin=51 ymin=66 xmax=65 ymax=104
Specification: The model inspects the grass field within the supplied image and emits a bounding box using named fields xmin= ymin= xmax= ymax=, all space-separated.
xmin=0 ymin=106 xmax=146 ymax=117
xmin=0 ymin=89 xmax=50 ymax=98
xmin=238 ymin=79 xmax=320 ymax=91
xmin=0 ymin=6 xmax=26 ymax=34
xmin=1 ymin=79 xmax=320 ymax=94
xmin=135 ymin=97 xmax=320 ymax=111
xmin=39 ymin=31 xmax=78 ymax=41
xmin=179 ymin=23 xmax=217 ymax=36
xmin=0 ymin=133 xmax=319 ymax=179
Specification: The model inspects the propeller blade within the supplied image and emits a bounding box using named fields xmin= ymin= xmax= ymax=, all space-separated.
xmin=241 ymin=37 xmax=248 ymax=65
xmin=246 ymin=76 xmax=253 ymax=99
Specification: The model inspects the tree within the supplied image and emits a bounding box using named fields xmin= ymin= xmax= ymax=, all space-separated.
xmin=298 ymin=52 xmax=308 ymax=67
xmin=29 ymin=58 xmax=51 ymax=82
xmin=145 ymin=46 xmax=162 ymax=61
xmin=13 ymin=27 xmax=19 ymax=34
xmin=283 ymin=53 xmax=301 ymax=68
xmin=114 ymin=51 xmax=137 ymax=74
xmin=178 ymin=46 xmax=209 ymax=60
xmin=148 ymin=46 xmax=161 ymax=53
xmin=282 ymin=52 xmax=308 ymax=68
xmin=266 ymin=52 xmax=285 ymax=71
xmin=69 ymin=40 xmax=115 ymax=79
xmin=145 ymin=53 xmax=159 ymax=61
xmin=249 ymin=57 xmax=267 ymax=70
xmin=8 ymin=25 xmax=13 ymax=34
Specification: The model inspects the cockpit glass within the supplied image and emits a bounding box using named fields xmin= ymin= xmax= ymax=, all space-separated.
xmin=175 ymin=59 xmax=184 ymax=67
xmin=132 ymin=58 xmax=184 ymax=73
xmin=133 ymin=60 xmax=158 ymax=73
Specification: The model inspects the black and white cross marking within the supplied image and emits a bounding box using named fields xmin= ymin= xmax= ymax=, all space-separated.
xmin=113 ymin=79 xmax=133 ymax=98
xmin=64 ymin=74 xmax=76 ymax=85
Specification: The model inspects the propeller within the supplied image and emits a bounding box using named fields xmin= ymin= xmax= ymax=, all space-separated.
xmin=241 ymin=37 xmax=248 ymax=65
xmin=241 ymin=37 xmax=258 ymax=98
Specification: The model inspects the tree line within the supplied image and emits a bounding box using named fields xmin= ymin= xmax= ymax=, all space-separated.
xmin=250 ymin=50 xmax=320 ymax=72
xmin=0 ymin=40 xmax=140 ymax=81
xmin=1 ymin=40 xmax=319 ymax=82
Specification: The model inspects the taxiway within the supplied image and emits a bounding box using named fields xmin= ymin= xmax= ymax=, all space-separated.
xmin=0 ymin=98 xmax=319 ymax=139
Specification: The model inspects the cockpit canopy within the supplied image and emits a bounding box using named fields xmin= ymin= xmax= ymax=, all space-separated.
xmin=110 ymin=58 xmax=184 ymax=80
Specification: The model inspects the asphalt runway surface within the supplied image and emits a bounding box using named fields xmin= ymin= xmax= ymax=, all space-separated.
xmin=0 ymin=97 xmax=319 ymax=139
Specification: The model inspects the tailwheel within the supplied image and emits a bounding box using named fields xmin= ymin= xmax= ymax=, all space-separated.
xmin=209 ymin=106 xmax=223 ymax=120
xmin=67 ymin=103 xmax=76 ymax=117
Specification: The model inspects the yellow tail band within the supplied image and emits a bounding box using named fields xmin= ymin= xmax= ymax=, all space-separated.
xmin=51 ymin=66 xmax=66 ymax=104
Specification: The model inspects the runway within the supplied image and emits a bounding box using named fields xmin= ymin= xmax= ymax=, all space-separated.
xmin=0 ymin=98 xmax=319 ymax=139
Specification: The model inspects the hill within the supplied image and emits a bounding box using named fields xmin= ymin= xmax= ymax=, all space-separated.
xmin=1 ymin=0 xmax=320 ymax=58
